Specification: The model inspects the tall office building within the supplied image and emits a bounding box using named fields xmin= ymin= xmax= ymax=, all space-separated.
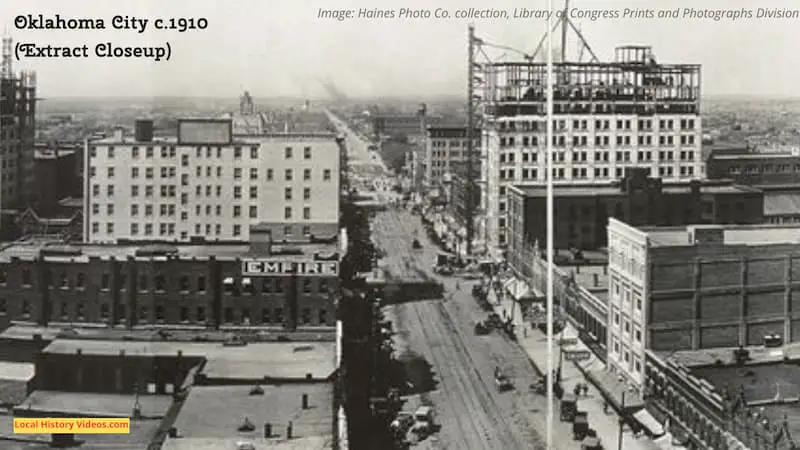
xmin=1 ymin=35 xmax=37 ymax=211
xmin=480 ymin=46 xmax=703 ymax=254
xmin=84 ymin=118 xmax=341 ymax=243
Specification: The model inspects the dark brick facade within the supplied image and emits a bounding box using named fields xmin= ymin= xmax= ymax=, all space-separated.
xmin=507 ymin=169 xmax=764 ymax=252
xmin=648 ymin=244 xmax=800 ymax=351
xmin=0 ymin=255 xmax=338 ymax=330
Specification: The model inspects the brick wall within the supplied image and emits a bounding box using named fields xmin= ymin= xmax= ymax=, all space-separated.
xmin=649 ymin=244 xmax=800 ymax=350
xmin=0 ymin=256 xmax=338 ymax=329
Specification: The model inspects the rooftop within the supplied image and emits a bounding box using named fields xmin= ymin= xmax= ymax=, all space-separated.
xmin=642 ymin=224 xmax=800 ymax=247
xmin=16 ymin=391 xmax=173 ymax=418
xmin=764 ymin=193 xmax=800 ymax=216
xmin=42 ymin=340 xmax=337 ymax=381
xmin=161 ymin=437 xmax=331 ymax=450
xmin=0 ymin=324 xmax=337 ymax=343
xmin=509 ymin=182 xmax=759 ymax=198
xmin=13 ymin=391 xmax=170 ymax=448
xmin=0 ymin=239 xmax=340 ymax=263
xmin=168 ymin=384 xmax=333 ymax=443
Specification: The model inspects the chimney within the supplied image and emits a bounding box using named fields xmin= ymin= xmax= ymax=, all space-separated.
xmin=301 ymin=393 xmax=309 ymax=409
xmin=286 ymin=421 xmax=293 ymax=439
xmin=264 ymin=422 xmax=272 ymax=438
xmin=168 ymin=427 xmax=178 ymax=438
xmin=135 ymin=119 xmax=154 ymax=142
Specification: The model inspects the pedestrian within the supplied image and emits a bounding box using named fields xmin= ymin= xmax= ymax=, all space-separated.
xmin=583 ymin=383 xmax=589 ymax=396
xmin=602 ymin=399 xmax=609 ymax=414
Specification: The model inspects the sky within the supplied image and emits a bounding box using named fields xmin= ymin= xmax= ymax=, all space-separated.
xmin=1 ymin=0 xmax=799 ymax=99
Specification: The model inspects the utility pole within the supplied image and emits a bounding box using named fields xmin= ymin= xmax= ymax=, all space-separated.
xmin=617 ymin=391 xmax=626 ymax=450
xmin=465 ymin=24 xmax=476 ymax=257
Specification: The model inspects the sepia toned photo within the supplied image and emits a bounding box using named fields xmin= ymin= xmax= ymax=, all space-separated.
xmin=0 ymin=0 xmax=798 ymax=449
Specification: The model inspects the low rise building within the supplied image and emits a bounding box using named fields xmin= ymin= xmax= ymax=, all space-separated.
xmin=506 ymin=168 xmax=763 ymax=253
xmin=607 ymin=219 xmax=800 ymax=394
xmin=0 ymin=229 xmax=342 ymax=330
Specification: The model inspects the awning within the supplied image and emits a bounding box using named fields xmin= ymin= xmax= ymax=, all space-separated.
xmin=510 ymin=279 xmax=536 ymax=301
xmin=633 ymin=408 xmax=665 ymax=437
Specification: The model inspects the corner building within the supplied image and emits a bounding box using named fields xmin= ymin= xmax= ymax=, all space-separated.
xmin=480 ymin=46 xmax=703 ymax=254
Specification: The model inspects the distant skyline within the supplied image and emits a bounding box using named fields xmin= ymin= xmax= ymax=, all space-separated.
xmin=2 ymin=0 xmax=799 ymax=99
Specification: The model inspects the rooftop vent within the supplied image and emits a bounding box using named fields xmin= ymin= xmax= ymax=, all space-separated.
xmin=237 ymin=417 xmax=255 ymax=432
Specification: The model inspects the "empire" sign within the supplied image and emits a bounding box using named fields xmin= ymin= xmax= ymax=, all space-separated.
xmin=242 ymin=259 xmax=339 ymax=277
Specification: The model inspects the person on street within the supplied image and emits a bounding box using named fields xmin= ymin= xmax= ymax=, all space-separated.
xmin=603 ymin=399 xmax=609 ymax=414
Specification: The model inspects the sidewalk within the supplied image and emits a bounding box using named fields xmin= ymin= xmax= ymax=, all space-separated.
xmin=485 ymin=285 xmax=676 ymax=450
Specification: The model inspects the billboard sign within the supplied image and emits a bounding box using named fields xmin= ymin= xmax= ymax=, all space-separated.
xmin=563 ymin=350 xmax=591 ymax=362
xmin=242 ymin=259 xmax=339 ymax=277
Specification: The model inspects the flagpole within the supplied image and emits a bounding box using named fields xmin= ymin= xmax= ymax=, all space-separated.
xmin=545 ymin=0 xmax=555 ymax=448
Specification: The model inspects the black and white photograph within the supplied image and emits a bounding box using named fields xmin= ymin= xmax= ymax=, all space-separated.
xmin=0 ymin=0 xmax=798 ymax=449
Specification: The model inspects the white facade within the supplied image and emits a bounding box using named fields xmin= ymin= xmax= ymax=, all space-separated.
xmin=606 ymin=218 xmax=651 ymax=391
xmin=84 ymin=120 xmax=340 ymax=244
xmin=482 ymin=114 xmax=704 ymax=253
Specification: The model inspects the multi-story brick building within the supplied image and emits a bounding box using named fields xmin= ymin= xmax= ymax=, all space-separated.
xmin=506 ymin=168 xmax=763 ymax=254
xmin=706 ymin=146 xmax=800 ymax=224
xmin=424 ymin=125 xmax=480 ymax=187
xmin=84 ymin=118 xmax=341 ymax=244
xmin=0 ymin=233 xmax=341 ymax=330
xmin=1 ymin=37 xmax=37 ymax=210
xmin=481 ymin=45 xmax=703 ymax=254
xmin=607 ymin=219 xmax=800 ymax=393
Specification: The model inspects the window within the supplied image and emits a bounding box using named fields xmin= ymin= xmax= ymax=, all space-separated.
xmin=234 ymin=147 xmax=242 ymax=159
xmin=76 ymin=273 xmax=85 ymax=288
xmin=304 ymin=169 xmax=311 ymax=181
xmin=274 ymin=307 xmax=284 ymax=323
xmin=250 ymin=168 xmax=258 ymax=180
xmin=249 ymin=186 xmax=257 ymax=199
xmin=179 ymin=276 xmax=190 ymax=292
xmin=303 ymin=207 xmax=311 ymax=220
xmin=233 ymin=205 xmax=241 ymax=217
xmin=197 ymin=276 xmax=206 ymax=292
xmin=304 ymin=146 xmax=311 ymax=159
xmin=302 ymin=308 xmax=311 ymax=324
xmin=285 ymin=169 xmax=293 ymax=181
xmin=266 ymin=169 xmax=273 ymax=181
xmin=155 ymin=274 xmax=166 ymax=292
xmin=197 ymin=307 xmax=206 ymax=322
xmin=101 ymin=273 xmax=110 ymax=290
xmin=302 ymin=225 xmax=311 ymax=236
xmin=250 ymin=147 xmax=258 ymax=159
xmin=323 ymin=169 xmax=331 ymax=181
xmin=304 ymin=187 xmax=311 ymax=200
xmin=285 ymin=147 xmax=292 ymax=159
xmin=225 ymin=307 xmax=233 ymax=323
xmin=233 ymin=225 xmax=241 ymax=236
xmin=249 ymin=206 xmax=257 ymax=218
xmin=285 ymin=207 xmax=292 ymax=219
xmin=180 ymin=307 xmax=189 ymax=322
xmin=285 ymin=187 xmax=292 ymax=200
xmin=319 ymin=309 xmax=328 ymax=325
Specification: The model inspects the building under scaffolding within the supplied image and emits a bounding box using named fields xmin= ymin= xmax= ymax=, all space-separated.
xmin=1 ymin=35 xmax=37 ymax=212
xmin=480 ymin=45 xmax=703 ymax=252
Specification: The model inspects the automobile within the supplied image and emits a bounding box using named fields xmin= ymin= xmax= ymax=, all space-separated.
xmin=390 ymin=412 xmax=414 ymax=436
xmin=410 ymin=406 xmax=435 ymax=436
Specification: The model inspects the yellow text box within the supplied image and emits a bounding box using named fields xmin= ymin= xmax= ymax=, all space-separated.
xmin=14 ymin=418 xmax=130 ymax=434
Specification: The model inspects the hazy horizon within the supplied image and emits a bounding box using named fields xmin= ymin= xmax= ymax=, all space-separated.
xmin=5 ymin=0 xmax=799 ymax=99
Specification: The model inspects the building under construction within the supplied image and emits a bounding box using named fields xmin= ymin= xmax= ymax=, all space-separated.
xmin=479 ymin=44 xmax=703 ymax=253
xmin=1 ymin=35 xmax=37 ymax=211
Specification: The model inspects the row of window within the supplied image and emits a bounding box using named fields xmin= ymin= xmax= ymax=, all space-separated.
xmin=90 ymin=167 xmax=334 ymax=183
xmin=498 ymin=165 xmax=696 ymax=181
xmin=90 ymin=145 xmax=318 ymax=161
xmin=727 ymin=164 xmax=800 ymax=175
xmin=500 ymin=150 xmax=696 ymax=164
xmin=498 ymin=133 xmax=696 ymax=148
xmin=9 ymin=300 xmax=330 ymax=326
xmin=4 ymin=270 xmax=333 ymax=294
xmin=430 ymin=140 xmax=480 ymax=148
xmin=610 ymin=337 xmax=643 ymax=375
xmin=497 ymin=118 xmax=697 ymax=132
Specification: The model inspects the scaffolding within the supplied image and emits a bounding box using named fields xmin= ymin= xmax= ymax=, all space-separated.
xmin=1 ymin=34 xmax=38 ymax=208
xmin=482 ymin=50 xmax=701 ymax=119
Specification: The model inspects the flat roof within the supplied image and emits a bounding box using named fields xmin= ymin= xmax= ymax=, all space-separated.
xmin=17 ymin=391 xmax=173 ymax=418
xmin=42 ymin=340 xmax=337 ymax=381
xmin=14 ymin=391 xmax=169 ymax=448
xmin=656 ymin=342 xmax=800 ymax=368
xmin=509 ymin=182 xmax=759 ymax=198
xmin=0 ymin=325 xmax=337 ymax=343
xmin=0 ymin=240 xmax=340 ymax=263
xmin=162 ymin=436 xmax=331 ymax=450
xmin=170 ymin=384 xmax=333 ymax=441
xmin=643 ymin=224 xmax=800 ymax=247
xmin=0 ymin=362 xmax=34 ymax=382
xmin=764 ymin=193 xmax=800 ymax=216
